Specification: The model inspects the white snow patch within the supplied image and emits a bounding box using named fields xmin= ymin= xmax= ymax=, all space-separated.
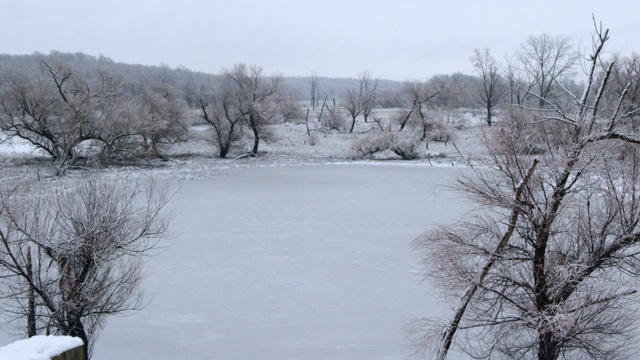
xmin=0 ymin=137 xmax=40 ymax=155
xmin=0 ymin=336 xmax=83 ymax=360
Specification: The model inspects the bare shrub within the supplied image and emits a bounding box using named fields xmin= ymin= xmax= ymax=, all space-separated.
xmin=351 ymin=132 xmax=421 ymax=160
xmin=390 ymin=133 xmax=421 ymax=160
xmin=320 ymin=97 xmax=346 ymax=132
xmin=350 ymin=133 xmax=392 ymax=159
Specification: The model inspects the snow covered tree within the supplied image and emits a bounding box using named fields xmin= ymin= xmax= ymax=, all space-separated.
xmin=194 ymin=81 xmax=244 ymax=158
xmin=0 ymin=54 xmax=124 ymax=173
xmin=0 ymin=173 xmax=171 ymax=358
xmin=135 ymin=82 xmax=189 ymax=159
xmin=411 ymin=19 xmax=640 ymax=360
xmin=0 ymin=53 xmax=194 ymax=168
xmin=222 ymin=63 xmax=282 ymax=156
xmin=396 ymin=80 xmax=441 ymax=132
xmin=609 ymin=53 xmax=640 ymax=130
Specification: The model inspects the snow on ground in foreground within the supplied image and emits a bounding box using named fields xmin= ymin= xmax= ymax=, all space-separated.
xmin=84 ymin=163 xmax=468 ymax=360
xmin=0 ymin=336 xmax=83 ymax=360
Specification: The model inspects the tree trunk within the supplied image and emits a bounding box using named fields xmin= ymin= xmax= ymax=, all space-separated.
xmin=249 ymin=114 xmax=260 ymax=155
xmin=66 ymin=316 xmax=89 ymax=359
xmin=305 ymin=108 xmax=310 ymax=136
xmin=349 ymin=115 xmax=356 ymax=133
xmin=219 ymin=146 xmax=228 ymax=158
xmin=538 ymin=330 xmax=560 ymax=360
xmin=399 ymin=109 xmax=414 ymax=132
xmin=421 ymin=123 xmax=428 ymax=141
xmin=27 ymin=247 xmax=36 ymax=338
xmin=486 ymin=104 xmax=493 ymax=126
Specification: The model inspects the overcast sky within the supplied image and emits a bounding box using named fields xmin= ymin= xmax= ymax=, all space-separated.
xmin=1 ymin=0 xmax=638 ymax=81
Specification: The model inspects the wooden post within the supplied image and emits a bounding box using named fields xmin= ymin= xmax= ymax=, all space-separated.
xmin=51 ymin=344 xmax=85 ymax=360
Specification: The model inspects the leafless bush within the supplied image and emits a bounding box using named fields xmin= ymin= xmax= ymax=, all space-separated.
xmin=390 ymin=133 xmax=421 ymax=160
xmin=318 ymin=97 xmax=346 ymax=132
xmin=351 ymin=132 xmax=421 ymax=160
xmin=351 ymin=133 xmax=389 ymax=159
xmin=321 ymin=109 xmax=346 ymax=131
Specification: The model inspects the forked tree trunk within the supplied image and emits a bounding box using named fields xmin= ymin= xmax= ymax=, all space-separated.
xmin=349 ymin=115 xmax=357 ymax=133
xmin=219 ymin=146 xmax=229 ymax=158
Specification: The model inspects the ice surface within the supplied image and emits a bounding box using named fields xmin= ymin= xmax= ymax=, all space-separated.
xmin=0 ymin=163 xmax=468 ymax=359
xmin=0 ymin=336 xmax=83 ymax=360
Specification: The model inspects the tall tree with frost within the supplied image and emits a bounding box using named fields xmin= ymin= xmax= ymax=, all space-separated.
xmin=411 ymin=19 xmax=640 ymax=360
xmin=0 ymin=174 xmax=171 ymax=358
xmin=223 ymin=63 xmax=282 ymax=156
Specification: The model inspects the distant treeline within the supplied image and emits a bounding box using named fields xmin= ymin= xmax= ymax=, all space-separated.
xmin=0 ymin=51 xmax=489 ymax=171
xmin=0 ymin=51 xmax=481 ymax=108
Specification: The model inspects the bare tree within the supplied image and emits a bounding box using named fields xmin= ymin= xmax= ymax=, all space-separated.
xmin=0 ymin=55 xmax=124 ymax=173
xmin=518 ymin=33 xmax=578 ymax=107
xmin=341 ymin=70 xmax=379 ymax=133
xmin=342 ymin=87 xmax=362 ymax=133
xmin=609 ymin=53 xmax=640 ymax=129
xmin=471 ymin=48 xmax=506 ymax=126
xmin=411 ymin=20 xmax=640 ymax=360
xmin=194 ymin=82 xmax=244 ymax=158
xmin=0 ymin=173 xmax=171 ymax=359
xmin=359 ymin=70 xmax=379 ymax=123
xmin=308 ymin=71 xmax=320 ymax=110
xmin=397 ymin=80 xmax=441 ymax=134
xmin=504 ymin=53 xmax=536 ymax=106
xmin=0 ymin=54 xmax=190 ymax=167
xmin=223 ymin=63 xmax=282 ymax=156
xmin=135 ymin=82 xmax=189 ymax=159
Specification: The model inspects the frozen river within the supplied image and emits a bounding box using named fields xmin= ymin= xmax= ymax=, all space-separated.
xmin=8 ymin=163 xmax=469 ymax=359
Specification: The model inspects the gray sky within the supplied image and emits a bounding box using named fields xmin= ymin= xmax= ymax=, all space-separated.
xmin=1 ymin=0 xmax=638 ymax=81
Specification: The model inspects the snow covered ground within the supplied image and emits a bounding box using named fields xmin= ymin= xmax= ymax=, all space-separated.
xmin=82 ymin=163 xmax=467 ymax=360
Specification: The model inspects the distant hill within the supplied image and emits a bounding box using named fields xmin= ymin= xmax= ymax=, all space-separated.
xmin=0 ymin=51 xmax=408 ymax=103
